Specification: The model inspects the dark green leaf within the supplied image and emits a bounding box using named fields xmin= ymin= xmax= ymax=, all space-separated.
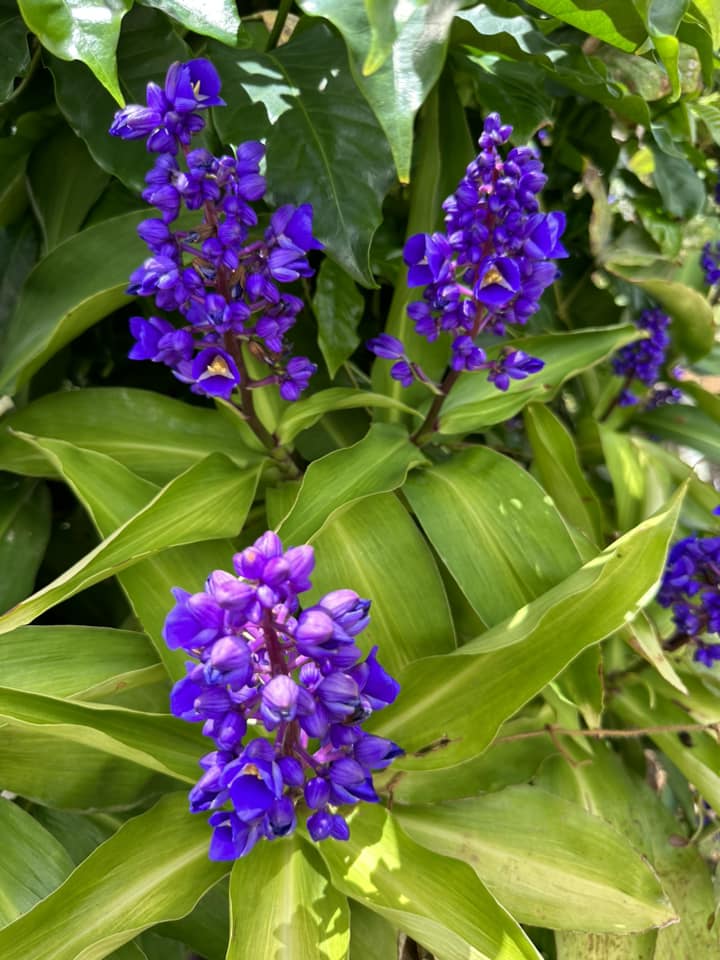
xmin=0 ymin=476 xmax=50 ymax=615
xmin=349 ymin=902 xmax=397 ymax=960
xmin=523 ymin=0 xmax=646 ymax=51
xmin=276 ymin=388 xmax=421 ymax=445
xmin=313 ymin=258 xmax=364 ymax=377
xmin=635 ymin=404 xmax=720 ymax=463
xmin=0 ymin=13 xmax=30 ymax=102
xmin=651 ymin=147 xmax=706 ymax=219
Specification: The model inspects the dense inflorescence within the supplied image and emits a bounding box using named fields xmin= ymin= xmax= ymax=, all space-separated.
xmin=658 ymin=530 xmax=720 ymax=667
xmin=109 ymin=59 xmax=320 ymax=403
xmin=701 ymin=241 xmax=720 ymax=288
xmin=611 ymin=307 xmax=680 ymax=407
xmin=164 ymin=531 xmax=402 ymax=859
xmin=368 ymin=112 xmax=567 ymax=392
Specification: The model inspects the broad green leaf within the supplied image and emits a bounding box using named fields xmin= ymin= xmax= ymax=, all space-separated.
xmin=0 ymin=476 xmax=50 ymax=615
xmin=0 ymin=6 xmax=30 ymax=103
xmin=623 ymin=610 xmax=687 ymax=695
xmin=17 ymin=0 xmax=131 ymax=102
xmin=298 ymin=0 xmax=461 ymax=181
xmin=227 ymin=834 xmax=349 ymax=960
xmin=632 ymin=0 xmax=687 ymax=99
xmin=156 ymin=882 xmax=229 ymax=960
xmin=277 ymin=424 xmax=423 ymax=543
xmin=306 ymin=493 xmax=456 ymax=674
xmin=0 ymin=793 xmax=227 ymax=960
xmin=320 ymin=804 xmax=541 ymax=960
xmin=692 ymin=0 xmax=720 ymax=45
xmin=50 ymin=7 xmax=189 ymax=191
xmin=0 ymin=219 xmax=38 ymax=344
xmin=635 ymin=404 xmax=720 ymax=463
xmin=139 ymin=0 xmax=243 ymax=44
xmin=0 ymin=446 xmax=260 ymax=635
xmin=652 ymin=147 xmax=706 ymax=219
xmin=525 ymin=404 xmax=604 ymax=544
xmin=404 ymin=446 xmax=581 ymax=627
xmin=0 ymin=798 xmax=74 ymax=927
xmin=349 ymin=902 xmax=397 ymax=960
xmin=0 ymin=686 xmax=201 ymax=782
xmin=522 ymin=0 xmax=646 ymax=51
xmin=26 ymin=126 xmax=109 ymax=251
xmin=0 ymin=210 xmax=146 ymax=394
xmin=395 ymin=786 xmax=674 ymax=932
xmin=0 ymin=388 xmax=264 ymax=485
xmin=438 ymin=326 xmax=641 ymax=436
xmin=276 ymin=388 xmax=421 ymax=445
xmin=0 ymin=625 xmax=161 ymax=700
xmin=313 ymin=258 xmax=364 ymax=378
xmin=370 ymin=491 xmax=682 ymax=768
xmin=599 ymin=427 xmax=674 ymax=533
xmin=211 ymin=25 xmax=395 ymax=285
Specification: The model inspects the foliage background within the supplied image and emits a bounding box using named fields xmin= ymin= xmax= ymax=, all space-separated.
xmin=1 ymin=0 xmax=720 ymax=957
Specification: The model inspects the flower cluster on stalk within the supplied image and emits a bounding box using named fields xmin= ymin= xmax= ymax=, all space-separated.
xmin=109 ymin=59 xmax=320 ymax=403
xmin=701 ymin=241 xmax=720 ymax=288
xmin=658 ymin=527 xmax=720 ymax=667
xmin=164 ymin=532 xmax=402 ymax=860
xmin=611 ymin=307 xmax=681 ymax=408
xmin=369 ymin=113 xmax=568 ymax=392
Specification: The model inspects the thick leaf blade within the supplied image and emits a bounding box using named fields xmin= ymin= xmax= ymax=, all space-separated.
xmin=139 ymin=0 xmax=242 ymax=44
xmin=312 ymin=258 xmax=364 ymax=378
xmin=276 ymin=388 xmax=421 ymax=445
xmin=227 ymin=834 xmax=349 ymax=960
xmin=0 ymin=793 xmax=227 ymax=960
xmin=0 ymin=476 xmax=50 ymax=615
xmin=522 ymin=0 xmax=646 ymax=51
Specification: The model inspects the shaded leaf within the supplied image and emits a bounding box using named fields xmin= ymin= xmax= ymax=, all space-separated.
xmin=0 ymin=476 xmax=50 ymax=615
xmin=313 ymin=258 xmax=364 ymax=377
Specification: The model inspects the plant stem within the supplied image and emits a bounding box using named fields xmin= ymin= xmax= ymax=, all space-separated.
xmin=266 ymin=0 xmax=294 ymax=50
xmin=410 ymin=368 xmax=461 ymax=446
xmin=598 ymin=373 xmax=633 ymax=423
xmin=495 ymin=721 xmax=719 ymax=744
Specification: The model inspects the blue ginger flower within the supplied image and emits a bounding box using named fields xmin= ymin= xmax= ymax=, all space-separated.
xmin=611 ymin=307 xmax=680 ymax=407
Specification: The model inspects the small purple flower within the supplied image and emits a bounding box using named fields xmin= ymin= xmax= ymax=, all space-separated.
xmin=191 ymin=349 xmax=241 ymax=399
xmin=611 ymin=307 xmax=675 ymax=406
xmin=367 ymin=334 xmax=405 ymax=360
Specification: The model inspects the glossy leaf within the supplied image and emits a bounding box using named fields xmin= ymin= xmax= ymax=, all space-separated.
xmin=395 ymin=786 xmax=674 ymax=932
xmin=521 ymin=0 xmax=646 ymax=51
xmin=276 ymin=388 xmax=421 ymax=445
xmin=438 ymin=326 xmax=641 ymax=436
xmin=0 ymin=9 xmax=29 ymax=102
xmin=0 ymin=793 xmax=228 ymax=960
xmin=227 ymin=834 xmax=349 ymax=960
xmin=320 ymin=804 xmax=541 ymax=960
xmin=0 ymin=798 xmax=74 ymax=927
xmin=212 ymin=25 xmax=395 ymax=285
xmin=298 ymin=0 xmax=461 ymax=181
xmin=0 ymin=210 xmax=146 ymax=394
xmin=404 ymin=446 xmax=581 ymax=627
xmin=0 ymin=388 xmax=264 ymax=485
xmin=0 ymin=446 xmax=259 ymax=635
xmin=17 ymin=0 xmax=131 ymax=102
xmin=0 ymin=476 xmax=50 ymax=615
xmin=277 ymin=424 xmax=424 ymax=543
xmin=305 ymin=493 xmax=456 ymax=674
xmin=139 ymin=0 xmax=243 ymax=44
xmin=370 ymin=491 xmax=682 ymax=768
xmin=313 ymin=258 xmax=364 ymax=377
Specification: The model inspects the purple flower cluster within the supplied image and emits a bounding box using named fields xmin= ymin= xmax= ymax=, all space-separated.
xmin=369 ymin=113 xmax=567 ymax=392
xmin=701 ymin=242 xmax=720 ymax=288
xmin=658 ymin=531 xmax=720 ymax=667
xmin=110 ymin=59 xmax=320 ymax=403
xmin=164 ymin=531 xmax=402 ymax=859
xmin=611 ymin=307 xmax=679 ymax=407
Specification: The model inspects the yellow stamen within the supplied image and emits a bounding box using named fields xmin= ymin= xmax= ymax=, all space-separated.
xmin=481 ymin=266 xmax=512 ymax=289
xmin=199 ymin=355 xmax=234 ymax=381
xmin=242 ymin=763 xmax=261 ymax=778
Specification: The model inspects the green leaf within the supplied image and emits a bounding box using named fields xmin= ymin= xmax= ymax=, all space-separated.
xmin=349 ymin=902 xmax=397 ymax=960
xmin=138 ymin=0 xmax=243 ymax=44
xmin=599 ymin=427 xmax=673 ymax=533
xmin=227 ymin=833 xmax=349 ymax=959
xmin=0 ymin=798 xmax=74 ymax=927
xmin=0 ymin=9 xmax=30 ymax=103
xmin=0 ymin=686 xmax=202 ymax=782
xmin=632 ymin=0 xmax=687 ymax=99
xmin=277 ymin=388 xmax=421 ymax=446
xmin=305 ymin=493 xmax=456 ymax=674
xmin=211 ymin=24 xmax=395 ymax=285
xmin=319 ymin=803 xmax=541 ymax=960
xmin=404 ymin=446 xmax=581 ymax=627
xmin=651 ymin=147 xmax=706 ymax=219
xmin=156 ymin=882 xmax=229 ymax=960
xmin=0 ymin=793 xmax=228 ymax=960
xmin=26 ymin=126 xmax=109 ymax=251
xmin=0 ymin=210 xmax=146 ymax=394
xmin=692 ymin=0 xmax=720 ymax=45
xmin=312 ymin=258 xmax=364 ymax=377
xmin=522 ymin=0 xmax=647 ymax=51
xmin=635 ymin=404 xmax=720 ymax=463
xmin=50 ymin=7 xmax=190 ymax=192
xmin=525 ymin=404 xmax=604 ymax=544
xmin=370 ymin=491 xmax=682 ymax=768
xmin=0 ymin=387 xmax=263 ymax=485
xmin=395 ymin=786 xmax=674 ymax=932
xmin=0 ymin=476 xmax=50 ymax=615
xmin=438 ymin=326 xmax=642 ymax=436
xmin=277 ymin=423 xmax=424 ymax=544
xmin=0 ymin=445 xmax=260 ymax=635
xmin=298 ymin=0 xmax=460 ymax=181
xmin=0 ymin=625 xmax=161 ymax=700
xmin=17 ymin=0 xmax=131 ymax=102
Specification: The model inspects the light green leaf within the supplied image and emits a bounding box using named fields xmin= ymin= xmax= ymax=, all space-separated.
xmin=276 ymin=389 xmax=421 ymax=446
xmin=599 ymin=427 xmax=674 ymax=533
xmin=395 ymin=786 xmax=674 ymax=932
xmin=227 ymin=834 xmax=349 ymax=960
xmin=438 ymin=326 xmax=642 ymax=436
xmin=0 ymin=793 xmax=228 ymax=960
xmin=635 ymin=404 xmax=720 ymax=463
xmin=691 ymin=0 xmax=720 ymax=45
xmin=349 ymin=902 xmax=396 ymax=960
xmin=632 ymin=0 xmax=687 ymax=99
xmin=313 ymin=258 xmax=364 ymax=378
xmin=370 ymin=491 xmax=683 ymax=768
xmin=277 ymin=424 xmax=424 ymax=544
xmin=404 ymin=446 xmax=581 ymax=627
xmin=320 ymin=803 xmax=541 ymax=960
xmin=139 ymin=0 xmax=243 ymax=44
xmin=0 ymin=388 xmax=263 ymax=485
xmin=0 ymin=210 xmax=145 ymax=394
xmin=0 ymin=446 xmax=259 ymax=635
xmin=17 ymin=0 xmax=131 ymax=102
xmin=0 ymin=476 xmax=50 ymax=615
xmin=0 ymin=798 xmax=74 ymax=927
xmin=522 ymin=0 xmax=646 ymax=51
xmin=305 ymin=493 xmax=456 ymax=674
xmin=0 ymin=625 xmax=161 ymax=700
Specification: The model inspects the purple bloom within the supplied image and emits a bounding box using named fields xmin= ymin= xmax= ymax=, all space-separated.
xmin=611 ymin=307 xmax=675 ymax=406
xmin=701 ymin=241 xmax=720 ymax=287
xmin=191 ymin=349 xmax=241 ymax=400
